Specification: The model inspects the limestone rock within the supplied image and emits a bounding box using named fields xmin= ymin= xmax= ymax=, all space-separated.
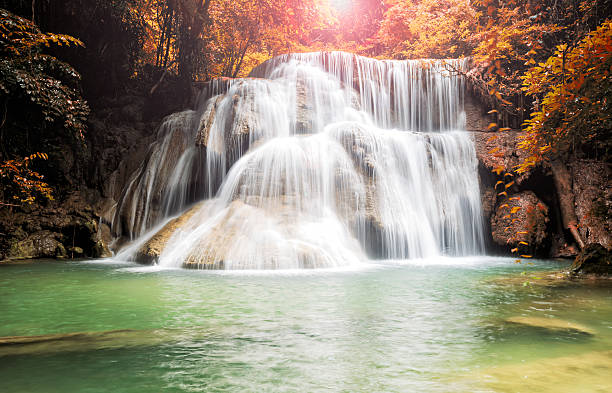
xmin=7 ymin=231 xmax=67 ymax=260
xmin=92 ymin=240 xmax=112 ymax=258
xmin=68 ymin=246 xmax=84 ymax=256
xmin=135 ymin=203 xmax=205 ymax=264
xmin=195 ymin=95 xmax=222 ymax=150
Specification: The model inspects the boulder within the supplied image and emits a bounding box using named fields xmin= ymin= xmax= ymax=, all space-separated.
xmin=6 ymin=231 xmax=67 ymax=260
xmin=490 ymin=191 xmax=549 ymax=255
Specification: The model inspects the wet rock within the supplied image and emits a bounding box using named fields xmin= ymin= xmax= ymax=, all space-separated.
xmin=113 ymin=111 xmax=195 ymax=239
xmin=135 ymin=203 xmax=205 ymax=264
xmin=68 ymin=246 xmax=84 ymax=256
xmin=571 ymin=243 xmax=612 ymax=276
xmin=92 ymin=240 xmax=112 ymax=258
xmin=195 ymin=95 xmax=222 ymax=150
xmin=479 ymin=187 xmax=497 ymax=225
xmin=490 ymin=191 xmax=549 ymax=255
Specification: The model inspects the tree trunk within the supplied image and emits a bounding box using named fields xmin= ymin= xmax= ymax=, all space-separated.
xmin=550 ymin=159 xmax=585 ymax=249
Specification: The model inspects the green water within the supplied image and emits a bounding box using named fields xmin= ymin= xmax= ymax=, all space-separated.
xmin=1 ymin=257 xmax=611 ymax=392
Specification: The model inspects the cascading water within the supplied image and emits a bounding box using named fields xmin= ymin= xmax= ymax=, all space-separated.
xmin=113 ymin=51 xmax=484 ymax=269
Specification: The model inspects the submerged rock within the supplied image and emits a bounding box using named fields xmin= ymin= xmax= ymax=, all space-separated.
xmin=571 ymin=243 xmax=612 ymax=276
xmin=470 ymin=350 xmax=612 ymax=393
xmin=0 ymin=329 xmax=178 ymax=357
xmin=505 ymin=316 xmax=595 ymax=335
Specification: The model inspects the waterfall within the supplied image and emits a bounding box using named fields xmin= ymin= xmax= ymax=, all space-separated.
xmin=112 ymin=51 xmax=484 ymax=269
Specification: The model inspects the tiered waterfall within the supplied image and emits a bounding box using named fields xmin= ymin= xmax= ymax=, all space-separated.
xmin=112 ymin=52 xmax=484 ymax=269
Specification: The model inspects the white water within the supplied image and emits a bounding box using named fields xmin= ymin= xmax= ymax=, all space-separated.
xmin=113 ymin=52 xmax=484 ymax=269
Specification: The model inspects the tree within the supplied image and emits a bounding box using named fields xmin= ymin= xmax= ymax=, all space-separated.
xmin=519 ymin=20 xmax=612 ymax=171
xmin=518 ymin=21 xmax=611 ymax=248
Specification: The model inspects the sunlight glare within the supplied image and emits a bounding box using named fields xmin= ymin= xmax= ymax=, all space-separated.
xmin=329 ymin=0 xmax=352 ymax=12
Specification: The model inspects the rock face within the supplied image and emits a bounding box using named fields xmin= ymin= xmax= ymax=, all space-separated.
xmin=464 ymin=93 xmax=490 ymax=132
xmin=472 ymin=130 xmax=531 ymax=185
xmin=0 ymin=85 xmax=193 ymax=262
xmin=490 ymin=191 xmax=550 ymax=254
xmin=571 ymin=243 xmax=612 ymax=276
xmin=571 ymin=160 xmax=612 ymax=249
xmin=0 ymin=191 xmax=113 ymax=261
xmin=7 ymin=231 xmax=67 ymax=260
xmin=470 ymin=130 xmax=611 ymax=258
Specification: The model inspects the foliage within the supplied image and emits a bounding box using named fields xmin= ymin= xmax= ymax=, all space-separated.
xmin=471 ymin=0 xmax=611 ymax=126
xmin=0 ymin=153 xmax=53 ymax=205
xmin=0 ymin=8 xmax=89 ymax=138
xmin=0 ymin=8 xmax=88 ymax=206
xmin=472 ymin=5 xmax=564 ymax=122
xmin=377 ymin=0 xmax=478 ymax=59
xmin=518 ymin=20 xmax=612 ymax=172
